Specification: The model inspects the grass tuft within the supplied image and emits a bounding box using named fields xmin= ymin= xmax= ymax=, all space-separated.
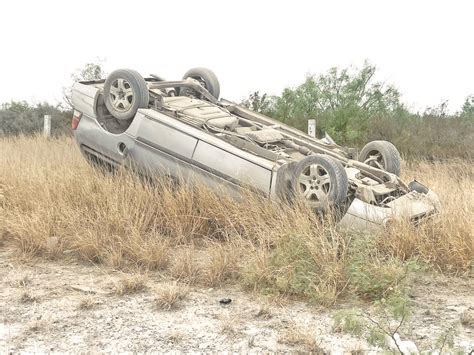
xmin=278 ymin=325 xmax=325 ymax=353
xmin=154 ymin=282 xmax=188 ymax=310
xmin=20 ymin=291 xmax=38 ymax=303
xmin=114 ymin=274 xmax=148 ymax=295
xmin=77 ymin=295 xmax=98 ymax=310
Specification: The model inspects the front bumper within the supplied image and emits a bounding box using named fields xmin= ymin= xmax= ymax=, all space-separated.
xmin=338 ymin=184 xmax=441 ymax=233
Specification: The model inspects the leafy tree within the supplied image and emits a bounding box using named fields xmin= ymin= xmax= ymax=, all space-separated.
xmin=1 ymin=100 xmax=31 ymax=113
xmin=423 ymin=100 xmax=450 ymax=118
xmin=63 ymin=60 xmax=106 ymax=107
xmin=270 ymin=61 xmax=402 ymax=144
xmin=0 ymin=101 xmax=71 ymax=136
xmin=460 ymin=95 xmax=474 ymax=118
xmin=72 ymin=61 xmax=106 ymax=82
xmin=241 ymin=91 xmax=275 ymax=115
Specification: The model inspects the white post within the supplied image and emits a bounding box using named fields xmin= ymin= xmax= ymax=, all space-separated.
xmin=43 ymin=115 xmax=51 ymax=138
xmin=307 ymin=119 xmax=316 ymax=138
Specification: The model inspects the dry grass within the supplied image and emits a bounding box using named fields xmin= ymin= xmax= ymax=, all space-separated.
xmin=169 ymin=247 xmax=201 ymax=283
xmin=0 ymin=135 xmax=472 ymax=306
xmin=201 ymin=243 xmax=239 ymax=286
xmin=154 ymin=282 xmax=188 ymax=310
xmin=20 ymin=290 xmax=38 ymax=303
xmin=379 ymin=160 xmax=474 ymax=273
xmin=27 ymin=319 xmax=47 ymax=333
xmin=77 ymin=295 xmax=98 ymax=310
xmin=167 ymin=331 xmax=184 ymax=344
xmin=10 ymin=274 xmax=31 ymax=288
xmin=113 ymin=274 xmax=148 ymax=295
xmin=278 ymin=325 xmax=324 ymax=353
xmin=460 ymin=309 xmax=474 ymax=329
xmin=219 ymin=314 xmax=241 ymax=335
xmin=255 ymin=303 xmax=274 ymax=320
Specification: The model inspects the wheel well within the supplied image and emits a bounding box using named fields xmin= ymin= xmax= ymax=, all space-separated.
xmin=95 ymin=93 xmax=132 ymax=134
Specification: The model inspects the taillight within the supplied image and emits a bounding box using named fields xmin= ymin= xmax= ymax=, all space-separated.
xmin=72 ymin=110 xmax=82 ymax=130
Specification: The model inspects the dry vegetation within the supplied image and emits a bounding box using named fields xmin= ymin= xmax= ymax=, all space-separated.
xmin=113 ymin=274 xmax=148 ymax=295
xmin=0 ymin=135 xmax=472 ymax=306
xmin=153 ymin=282 xmax=188 ymax=310
xmin=278 ymin=325 xmax=324 ymax=353
xmin=77 ymin=295 xmax=97 ymax=310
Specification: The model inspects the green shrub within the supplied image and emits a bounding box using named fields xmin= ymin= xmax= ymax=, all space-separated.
xmin=241 ymin=232 xmax=348 ymax=305
xmin=346 ymin=234 xmax=415 ymax=301
xmin=333 ymin=309 xmax=365 ymax=336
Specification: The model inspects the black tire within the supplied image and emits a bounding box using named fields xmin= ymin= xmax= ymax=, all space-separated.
xmin=290 ymin=154 xmax=348 ymax=212
xmin=358 ymin=140 xmax=401 ymax=176
xmin=180 ymin=67 xmax=220 ymax=99
xmin=275 ymin=161 xmax=298 ymax=202
xmin=103 ymin=69 xmax=149 ymax=121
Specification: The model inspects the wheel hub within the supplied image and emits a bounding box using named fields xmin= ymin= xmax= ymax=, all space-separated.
xmin=298 ymin=163 xmax=331 ymax=203
xmin=109 ymin=78 xmax=133 ymax=112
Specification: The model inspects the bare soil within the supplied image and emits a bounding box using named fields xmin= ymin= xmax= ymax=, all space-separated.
xmin=0 ymin=247 xmax=472 ymax=353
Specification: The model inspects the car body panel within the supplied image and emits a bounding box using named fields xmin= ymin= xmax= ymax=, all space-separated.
xmin=136 ymin=114 xmax=199 ymax=160
xmin=71 ymin=82 xmax=99 ymax=119
xmin=192 ymin=140 xmax=273 ymax=193
xmin=338 ymin=189 xmax=440 ymax=233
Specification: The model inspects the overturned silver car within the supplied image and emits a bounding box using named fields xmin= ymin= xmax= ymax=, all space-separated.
xmin=71 ymin=68 xmax=441 ymax=232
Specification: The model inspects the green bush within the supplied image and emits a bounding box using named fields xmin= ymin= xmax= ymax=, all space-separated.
xmin=241 ymin=231 xmax=348 ymax=306
xmin=345 ymin=234 xmax=415 ymax=301
xmin=0 ymin=101 xmax=71 ymax=137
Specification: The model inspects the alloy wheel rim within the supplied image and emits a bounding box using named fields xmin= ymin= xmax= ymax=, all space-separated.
xmin=109 ymin=79 xmax=134 ymax=112
xmin=298 ymin=163 xmax=331 ymax=205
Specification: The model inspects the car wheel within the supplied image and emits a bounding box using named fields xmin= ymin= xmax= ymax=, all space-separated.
xmin=103 ymin=69 xmax=149 ymax=121
xmin=358 ymin=140 xmax=401 ymax=176
xmin=180 ymin=67 xmax=220 ymax=99
xmin=290 ymin=154 xmax=348 ymax=212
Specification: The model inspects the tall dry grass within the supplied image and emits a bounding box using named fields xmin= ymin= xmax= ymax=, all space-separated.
xmin=0 ymin=135 xmax=472 ymax=305
xmin=380 ymin=160 xmax=473 ymax=272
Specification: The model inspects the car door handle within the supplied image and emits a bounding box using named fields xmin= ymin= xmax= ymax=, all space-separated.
xmin=118 ymin=142 xmax=128 ymax=157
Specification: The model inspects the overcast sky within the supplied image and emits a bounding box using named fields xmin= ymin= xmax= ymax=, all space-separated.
xmin=1 ymin=0 xmax=472 ymax=112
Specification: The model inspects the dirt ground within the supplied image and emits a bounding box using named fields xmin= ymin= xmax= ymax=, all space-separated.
xmin=0 ymin=246 xmax=472 ymax=353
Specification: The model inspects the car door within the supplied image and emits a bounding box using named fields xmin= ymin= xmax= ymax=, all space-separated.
xmin=128 ymin=109 xmax=274 ymax=196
